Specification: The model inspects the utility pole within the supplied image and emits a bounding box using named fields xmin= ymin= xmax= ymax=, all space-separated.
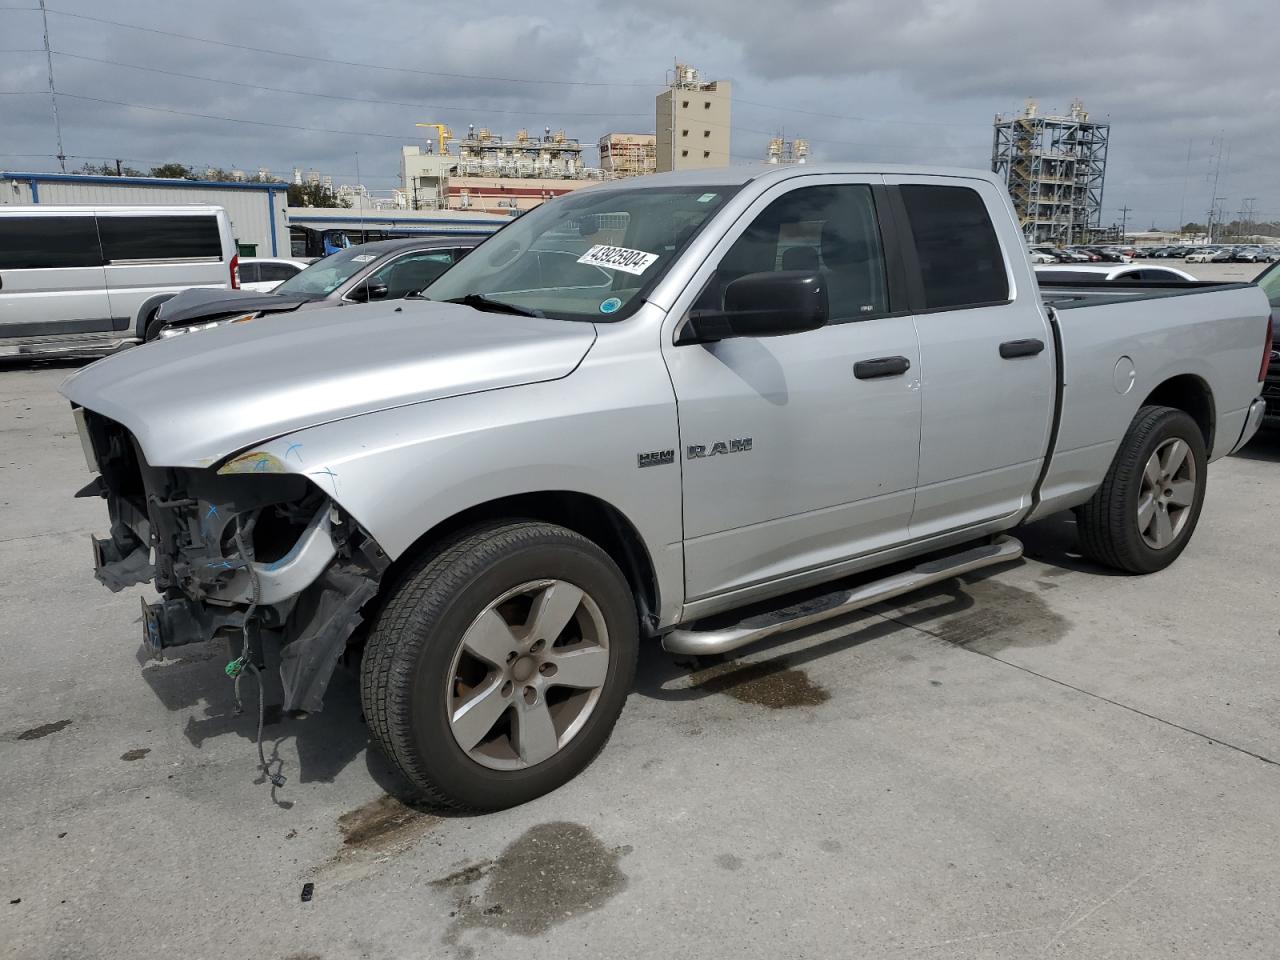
xmin=115 ymin=159 xmax=122 ymax=176
xmin=38 ymin=0 xmax=66 ymax=172
xmin=1118 ymin=204 xmax=1131 ymax=242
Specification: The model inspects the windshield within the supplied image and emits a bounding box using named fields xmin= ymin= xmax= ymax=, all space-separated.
xmin=423 ymin=185 xmax=738 ymax=321
xmin=273 ymin=246 xmax=379 ymax=299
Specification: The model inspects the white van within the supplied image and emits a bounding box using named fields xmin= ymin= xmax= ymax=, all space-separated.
xmin=0 ymin=205 xmax=239 ymax=356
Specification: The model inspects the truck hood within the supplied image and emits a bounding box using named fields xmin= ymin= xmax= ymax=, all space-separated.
xmin=159 ymin=286 xmax=311 ymax=325
xmin=61 ymin=299 xmax=597 ymax=467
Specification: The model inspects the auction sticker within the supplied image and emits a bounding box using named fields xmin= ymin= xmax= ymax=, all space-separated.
xmin=577 ymin=244 xmax=659 ymax=276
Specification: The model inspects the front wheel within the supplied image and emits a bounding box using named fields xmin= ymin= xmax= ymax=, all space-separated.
xmin=1075 ymin=405 xmax=1207 ymax=573
xmin=360 ymin=521 xmax=638 ymax=811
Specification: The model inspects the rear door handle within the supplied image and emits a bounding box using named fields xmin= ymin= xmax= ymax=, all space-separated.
xmin=854 ymin=356 xmax=911 ymax=380
xmin=999 ymin=338 xmax=1045 ymax=359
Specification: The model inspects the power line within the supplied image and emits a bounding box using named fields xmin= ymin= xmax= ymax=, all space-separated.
xmin=5 ymin=89 xmax=427 ymax=140
xmin=43 ymin=7 xmax=656 ymax=88
xmin=46 ymin=50 xmax=652 ymax=120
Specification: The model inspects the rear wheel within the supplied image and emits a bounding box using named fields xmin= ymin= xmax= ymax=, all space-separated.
xmin=360 ymin=521 xmax=638 ymax=811
xmin=1075 ymin=405 xmax=1207 ymax=573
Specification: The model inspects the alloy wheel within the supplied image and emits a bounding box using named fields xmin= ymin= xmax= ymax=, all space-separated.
xmin=445 ymin=579 xmax=610 ymax=770
xmin=1137 ymin=438 xmax=1197 ymax=549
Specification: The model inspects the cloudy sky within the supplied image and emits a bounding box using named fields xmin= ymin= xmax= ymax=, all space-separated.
xmin=3 ymin=0 xmax=1276 ymax=229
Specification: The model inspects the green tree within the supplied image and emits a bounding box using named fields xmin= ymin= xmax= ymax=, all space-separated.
xmin=149 ymin=162 xmax=197 ymax=180
xmin=1180 ymin=222 xmax=1206 ymax=235
xmin=287 ymin=181 xmax=351 ymax=208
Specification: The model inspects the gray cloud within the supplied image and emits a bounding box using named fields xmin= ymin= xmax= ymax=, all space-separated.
xmin=2 ymin=0 xmax=1276 ymax=228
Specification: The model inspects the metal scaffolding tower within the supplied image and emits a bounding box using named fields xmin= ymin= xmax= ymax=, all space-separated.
xmin=992 ymin=99 xmax=1109 ymax=245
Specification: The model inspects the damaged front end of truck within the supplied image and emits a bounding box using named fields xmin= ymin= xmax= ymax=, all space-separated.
xmin=75 ymin=407 xmax=388 ymax=713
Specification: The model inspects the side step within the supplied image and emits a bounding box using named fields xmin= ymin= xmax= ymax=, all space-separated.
xmin=662 ymin=535 xmax=1024 ymax=657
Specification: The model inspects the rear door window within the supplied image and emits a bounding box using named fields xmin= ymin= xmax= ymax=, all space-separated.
xmin=97 ymin=215 xmax=222 ymax=263
xmin=899 ymin=185 xmax=1009 ymax=310
xmin=257 ymin=262 xmax=300 ymax=283
xmin=237 ymin=262 xmax=260 ymax=284
xmin=0 ymin=216 xmax=103 ymax=269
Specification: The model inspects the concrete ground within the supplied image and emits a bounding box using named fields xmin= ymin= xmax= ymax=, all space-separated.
xmin=2 ymin=358 xmax=1278 ymax=960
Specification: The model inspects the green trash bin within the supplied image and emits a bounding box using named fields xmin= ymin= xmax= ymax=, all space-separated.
xmin=236 ymin=242 xmax=258 ymax=257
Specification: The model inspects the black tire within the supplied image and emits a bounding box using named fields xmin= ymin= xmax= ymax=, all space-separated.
xmin=360 ymin=521 xmax=638 ymax=811
xmin=1075 ymin=405 xmax=1207 ymax=573
xmin=142 ymin=309 xmax=163 ymax=342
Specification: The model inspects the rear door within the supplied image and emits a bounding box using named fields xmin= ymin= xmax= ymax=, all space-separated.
xmin=0 ymin=214 xmax=113 ymax=342
xmin=882 ymin=176 xmax=1055 ymax=537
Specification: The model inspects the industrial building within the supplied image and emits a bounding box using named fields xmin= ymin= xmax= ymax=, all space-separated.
xmin=991 ymin=99 xmax=1109 ymax=244
xmin=655 ymin=64 xmax=732 ymax=173
xmin=1 ymin=171 xmax=289 ymax=256
xmin=400 ymin=125 xmax=610 ymax=212
xmin=598 ymin=133 xmax=658 ymax=178
xmin=766 ymin=137 xmax=809 ymax=165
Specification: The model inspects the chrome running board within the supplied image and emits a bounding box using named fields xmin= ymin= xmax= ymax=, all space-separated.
xmin=662 ymin=535 xmax=1024 ymax=657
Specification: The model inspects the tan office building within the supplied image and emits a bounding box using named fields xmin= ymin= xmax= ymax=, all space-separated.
xmin=655 ymin=65 xmax=732 ymax=172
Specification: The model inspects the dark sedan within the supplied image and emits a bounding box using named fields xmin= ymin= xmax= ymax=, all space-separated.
xmin=153 ymin=236 xmax=481 ymax=340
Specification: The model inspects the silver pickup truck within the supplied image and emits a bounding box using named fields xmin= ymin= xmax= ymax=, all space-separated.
xmin=62 ymin=165 xmax=1272 ymax=810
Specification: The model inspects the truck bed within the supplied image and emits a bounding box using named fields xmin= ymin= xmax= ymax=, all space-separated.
xmin=1037 ymin=278 xmax=1256 ymax=310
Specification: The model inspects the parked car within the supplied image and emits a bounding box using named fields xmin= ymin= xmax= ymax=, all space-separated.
xmin=1035 ymin=264 xmax=1197 ymax=283
xmin=155 ymin=237 xmax=479 ymax=339
xmin=1064 ymin=247 xmax=1099 ymax=262
xmin=0 ymin=205 xmax=239 ymax=356
xmin=237 ymin=257 xmax=309 ymax=292
xmin=63 ymin=164 xmax=1270 ymax=810
xmin=1234 ymin=247 xmax=1274 ymax=264
xmin=1210 ymin=248 xmax=1238 ymax=263
xmin=1029 ymin=246 xmax=1057 ymax=264
xmin=1185 ymin=248 xmax=1220 ymax=263
xmin=1084 ymin=247 xmax=1127 ymax=263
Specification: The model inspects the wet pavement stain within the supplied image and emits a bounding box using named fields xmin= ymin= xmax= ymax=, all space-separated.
xmin=897 ymin=578 xmax=1069 ymax=655
xmin=690 ymin=658 xmax=831 ymax=709
xmin=434 ymin=822 xmax=629 ymax=949
xmin=14 ymin=719 xmax=72 ymax=741
xmin=337 ymin=794 xmax=442 ymax=850
xmin=120 ymin=748 xmax=150 ymax=761
xmin=715 ymin=853 xmax=743 ymax=871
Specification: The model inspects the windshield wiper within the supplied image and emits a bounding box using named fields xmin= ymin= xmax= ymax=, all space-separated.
xmin=442 ymin=293 xmax=544 ymax=318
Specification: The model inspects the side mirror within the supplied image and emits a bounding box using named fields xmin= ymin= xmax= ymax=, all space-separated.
xmin=350 ymin=279 xmax=389 ymax=302
xmin=678 ymin=270 xmax=828 ymax=344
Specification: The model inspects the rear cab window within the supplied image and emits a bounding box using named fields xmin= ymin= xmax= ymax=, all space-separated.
xmin=898 ymin=184 xmax=1010 ymax=310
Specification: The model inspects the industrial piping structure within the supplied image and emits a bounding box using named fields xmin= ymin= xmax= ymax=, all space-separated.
xmin=992 ymin=99 xmax=1109 ymax=245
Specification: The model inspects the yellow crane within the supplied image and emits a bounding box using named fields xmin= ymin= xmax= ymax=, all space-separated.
xmin=415 ymin=123 xmax=453 ymax=156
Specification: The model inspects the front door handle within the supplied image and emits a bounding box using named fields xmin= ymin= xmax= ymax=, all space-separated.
xmin=999 ymin=338 xmax=1045 ymax=359
xmin=854 ymin=356 xmax=911 ymax=380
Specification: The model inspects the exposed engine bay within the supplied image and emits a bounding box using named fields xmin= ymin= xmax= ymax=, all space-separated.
xmin=75 ymin=407 xmax=388 ymax=713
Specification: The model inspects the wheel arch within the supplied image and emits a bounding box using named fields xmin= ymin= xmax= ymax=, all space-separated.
xmin=133 ymin=293 xmax=177 ymax=339
xmin=385 ymin=491 xmax=663 ymax=636
xmin=1141 ymin=373 xmax=1215 ymax=453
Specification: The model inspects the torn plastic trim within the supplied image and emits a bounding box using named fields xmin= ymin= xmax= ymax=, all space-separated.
xmin=278 ymin=558 xmax=382 ymax=713
xmin=205 ymin=504 xmax=336 ymax=606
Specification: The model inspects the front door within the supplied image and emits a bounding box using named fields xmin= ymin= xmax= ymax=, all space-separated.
xmin=662 ymin=177 xmax=923 ymax=602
